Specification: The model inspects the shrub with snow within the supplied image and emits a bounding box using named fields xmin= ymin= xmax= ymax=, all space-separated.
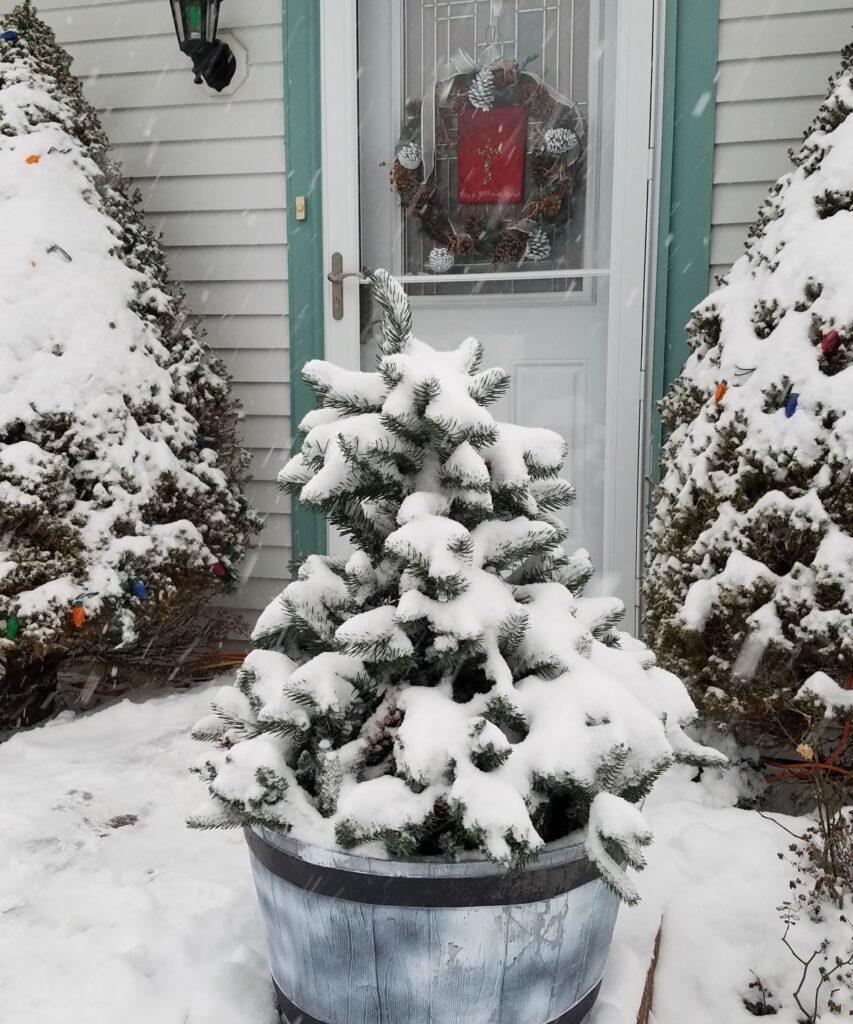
xmin=192 ymin=270 xmax=722 ymax=903
xmin=0 ymin=3 xmax=256 ymax=727
xmin=644 ymin=42 xmax=853 ymax=757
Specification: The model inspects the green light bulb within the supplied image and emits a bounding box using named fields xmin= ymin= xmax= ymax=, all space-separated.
xmin=6 ymin=613 xmax=19 ymax=639
xmin=186 ymin=2 xmax=203 ymax=34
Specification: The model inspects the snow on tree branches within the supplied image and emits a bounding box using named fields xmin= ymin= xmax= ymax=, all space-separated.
xmin=192 ymin=270 xmax=720 ymax=902
xmin=644 ymin=43 xmax=853 ymax=755
xmin=0 ymin=3 xmax=256 ymax=726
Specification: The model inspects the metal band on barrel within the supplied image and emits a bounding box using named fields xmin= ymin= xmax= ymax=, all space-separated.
xmin=274 ymin=978 xmax=603 ymax=1024
xmin=245 ymin=827 xmax=600 ymax=908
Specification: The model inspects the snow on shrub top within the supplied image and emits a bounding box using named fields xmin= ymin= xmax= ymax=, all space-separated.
xmin=0 ymin=4 xmax=253 ymax=669
xmin=192 ymin=271 xmax=722 ymax=902
xmin=644 ymin=42 xmax=853 ymax=748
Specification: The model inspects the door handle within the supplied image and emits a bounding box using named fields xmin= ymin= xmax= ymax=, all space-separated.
xmin=328 ymin=252 xmax=369 ymax=321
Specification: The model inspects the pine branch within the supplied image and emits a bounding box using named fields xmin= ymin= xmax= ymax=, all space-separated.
xmin=371 ymin=269 xmax=413 ymax=355
xmin=468 ymin=367 xmax=511 ymax=406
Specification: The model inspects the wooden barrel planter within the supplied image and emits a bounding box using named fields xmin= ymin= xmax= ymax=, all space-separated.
xmin=245 ymin=825 xmax=620 ymax=1024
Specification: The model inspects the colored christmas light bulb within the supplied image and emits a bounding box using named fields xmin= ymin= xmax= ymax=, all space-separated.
xmin=211 ymin=562 xmax=226 ymax=577
xmin=784 ymin=392 xmax=799 ymax=418
xmin=1 ymin=30 xmax=19 ymax=41
xmin=821 ymin=329 xmax=842 ymax=354
xmin=5 ymin=613 xmax=19 ymax=639
xmin=71 ymin=602 xmax=86 ymax=628
xmin=131 ymin=579 xmax=149 ymax=600
xmin=25 ymin=154 xmax=40 ymax=164
xmin=714 ymin=380 xmax=728 ymax=404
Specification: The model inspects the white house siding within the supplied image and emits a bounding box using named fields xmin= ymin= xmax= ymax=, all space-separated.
xmin=39 ymin=0 xmax=292 ymax=632
xmin=712 ymin=0 xmax=853 ymax=282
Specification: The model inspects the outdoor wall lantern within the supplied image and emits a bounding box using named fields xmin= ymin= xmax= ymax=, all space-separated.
xmin=169 ymin=0 xmax=236 ymax=92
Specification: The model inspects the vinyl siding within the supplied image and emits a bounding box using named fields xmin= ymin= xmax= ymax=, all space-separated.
xmin=711 ymin=1 xmax=853 ymax=281
xmin=40 ymin=0 xmax=291 ymax=633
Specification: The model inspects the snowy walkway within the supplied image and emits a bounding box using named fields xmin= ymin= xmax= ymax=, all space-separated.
xmin=0 ymin=685 xmax=815 ymax=1023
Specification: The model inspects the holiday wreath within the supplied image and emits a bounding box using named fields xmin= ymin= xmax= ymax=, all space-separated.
xmin=391 ymin=57 xmax=586 ymax=273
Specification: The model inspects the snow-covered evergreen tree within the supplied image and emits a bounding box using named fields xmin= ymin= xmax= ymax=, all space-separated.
xmin=0 ymin=3 xmax=255 ymax=726
xmin=192 ymin=270 xmax=721 ymax=903
xmin=645 ymin=45 xmax=853 ymax=756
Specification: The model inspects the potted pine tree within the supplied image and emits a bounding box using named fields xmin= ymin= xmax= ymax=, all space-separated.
xmin=644 ymin=41 xmax=853 ymax=765
xmin=192 ymin=271 xmax=721 ymax=1024
xmin=0 ymin=3 xmax=255 ymax=728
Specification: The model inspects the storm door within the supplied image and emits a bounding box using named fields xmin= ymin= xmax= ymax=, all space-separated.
xmin=319 ymin=0 xmax=656 ymax=625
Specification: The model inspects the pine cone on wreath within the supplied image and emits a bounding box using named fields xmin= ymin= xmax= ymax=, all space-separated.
xmin=534 ymin=191 xmax=566 ymax=219
xmin=429 ymin=246 xmax=455 ymax=274
xmin=450 ymin=233 xmax=476 ymax=257
xmin=468 ymin=67 xmax=495 ymax=112
xmin=492 ymin=229 xmax=527 ymax=265
xmin=390 ymin=160 xmax=420 ymax=196
xmin=525 ymin=227 xmax=551 ymax=262
xmin=397 ymin=141 xmax=422 ymax=170
xmin=545 ymin=127 xmax=579 ymax=156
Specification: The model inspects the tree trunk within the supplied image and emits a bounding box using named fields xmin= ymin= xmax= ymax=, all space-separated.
xmin=1 ymin=653 xmax=63 ymax=732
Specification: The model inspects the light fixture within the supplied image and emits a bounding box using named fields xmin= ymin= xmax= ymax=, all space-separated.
xmin=169 ymin=0 xmax=236 ymax=93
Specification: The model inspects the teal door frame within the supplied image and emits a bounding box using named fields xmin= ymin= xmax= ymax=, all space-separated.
xmin=651 ymin=0 xmax=719 ymax=469
xmin=283 ymin=0 xmax=720 ymax=557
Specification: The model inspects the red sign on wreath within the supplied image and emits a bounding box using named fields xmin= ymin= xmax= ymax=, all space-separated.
xmin=457 ymin=106 xmax=527 ymax=205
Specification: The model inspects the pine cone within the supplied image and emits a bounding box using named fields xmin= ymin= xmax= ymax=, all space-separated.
xmin=428 ymin=246 xmax=454 ymax=274
xmin=397 ymin=141 xmax=422 ymax=170
xmin=364 ymin=701 xmax=403 ymax=766
xmin=468 ymin=67 xmax=495 ymax=112
xmin=535 ymin=191 xmax=565 ymax=219
xmin=406 ymin=184 xmax=452 ymax=243
xmin=524 ymin=227 xmax=551 ymax=262
xmin=390 ymin=160 xmax=420 ymax=195
xmin=545 ymin=127 xmax=579 ymax=156
xmin=451 ymin=233 xmax=476 ymax=257
xmin=492 ymin=229 xmax=526 ymax=265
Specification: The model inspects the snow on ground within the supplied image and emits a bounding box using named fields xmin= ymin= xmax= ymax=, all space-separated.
xmin=0 ymin=684 xmax=839 ymax=1023
xmin=0 ymin=684 xmax=276 ymax=1024
xmin=593 ymin=770 xmax=796 ymax=1024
